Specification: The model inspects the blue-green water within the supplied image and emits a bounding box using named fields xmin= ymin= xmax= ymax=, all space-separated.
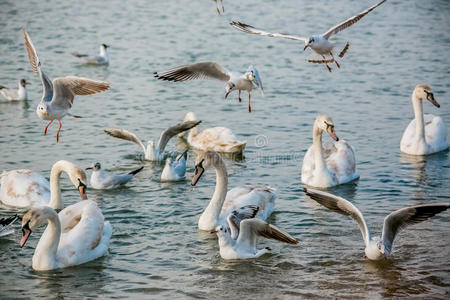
xmin=0 ymin=0 xmax=449 ymax=298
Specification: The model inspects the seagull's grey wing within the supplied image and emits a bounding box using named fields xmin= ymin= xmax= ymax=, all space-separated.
xmin=230 ymin=21 xmax=307 ymax=42
xmin=304 ymin=188 xmax=371 ymax=246
xmin=72 ymin=52 xmax=89 ymax=58
xmin=322 ymin=0 xmax=386 ymax=39
xmin=51 ymin=76 xmax=110 ymax=109
xmin=23 ymin=28 xmax=53 ymax=102
xmin=237 ymin=219 xmax=298 ymax=250
xmin=381 ymin=203 xmax=450 ymax=254
xmin=0 ymin=214 xmax=18 ymax=236
xmin=104 ymin=128 xmax=146 ymax=153
xmin=227 ymin=205 xmax=260 ymax=239
xmin=246 ymin=65 xmax=264 ymax=95
xmin=156 ymin=120 xmax=202 ymax=152
xmin=154 ymin=62 xmax=230 ymax=82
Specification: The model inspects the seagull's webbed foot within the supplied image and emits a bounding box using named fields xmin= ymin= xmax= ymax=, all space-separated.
xmin=56 ymin=120 xmax=62 ymax=143
xmin=215 ymin=0 xmax=220 ymax=14
xmin=44 ymin=120 xmax=53 ymax=135
xmin=221 ymin=0 xmax=224 ymax=12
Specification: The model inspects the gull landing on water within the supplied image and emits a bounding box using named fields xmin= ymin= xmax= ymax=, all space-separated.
xmin=72 ymin=44 xmax=110 ymax=65
xmin=304 ymin=188 xmax=450 ymax=261
xmin=0 ymin=79 xmax=31 ymax=101
xmin=23 ymin=29 xmax=110 ymax=142
xmin=154 ymin=62 xmax=264 ymax=112
xmin=231 ymin=0 xmax=386 ymax=72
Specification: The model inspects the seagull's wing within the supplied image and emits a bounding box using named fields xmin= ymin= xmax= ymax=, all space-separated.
xmin=71 ymin=52 xmax=89 ymax=58
xmin=381 ymin=203 xmax=450 ymax=254
xmin=51 ymin=76 xmax=110 ymax=109
xmin=0 ymin=214 xmax=19 ymax=237
xmin=246 ymin=65 xmax=264 ymax=95
xmin=104 ymin=128 xmax=146 ymax=153
xmin=156 ymin=120 xmax=202 ymax=152
xmin=23 ymin=28 xmax=53 ymax=102
xmin=322 ymin=0 xmax=386 ymax=39
xmin=237 ymin=219 xmax=298 ymax=250
xmin=227 ymin=205 xmax=260 ymax=239
xmin=230 ymin=21 xmax=307 ymax=42
xmin=304 ymin=188 xmax=371 ymax=246
xmin=154 ymin=62 xmax=230 ymax=82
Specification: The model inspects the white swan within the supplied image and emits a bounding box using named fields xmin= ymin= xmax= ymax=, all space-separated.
xmin=191 ymin=150 xmax=275 ymax=231
xmin=301 ymin=115 xmax=359 ymax=188
xmin=19 ymin=201 xmax=112 ymax=271
xmin=180 ymin=112 xmax=246 ymax=154
xmin=161 ymin=151 xmax=188 ymax=182
xmin=0 ymin=160 xmax=87 ymax=210
xmin=400 ymin=84 xmax=449 ymax=155
xmin=104 ymin=120 xmax=201 ymax=161
xmin=304 ymin=188 xmax=450 ymax=260
xmin=86 ymin=162 xmax=144 ymax=189
xmin=0 ymin=79 xmax=30 ymax=101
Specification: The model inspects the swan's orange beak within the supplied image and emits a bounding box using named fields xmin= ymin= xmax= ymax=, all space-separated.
xmin=191 ymin=160 xmax=205 ymax=186
xmin=20 ymin=221 xmax=32 ymax=248
xmin=78 ymin=180 xmax=88 ymax=200
xmin=327 ymin=127 xmax=339 ymax=141
xmin=426 ymin=92 xmax=440 ymax=108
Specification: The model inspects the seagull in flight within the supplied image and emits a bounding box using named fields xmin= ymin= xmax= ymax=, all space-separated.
xmin=304 ymin=188 xmax=450 ymax=260
xmin=154 ymin=62 xmax=264 ymax=112
xmin=231 ymin=0 xmax=386 ymax=72
xmin=72 ymin=44 xmax=110 ymax=65
xmin=23 ymin=29 xmax=110 ymax=142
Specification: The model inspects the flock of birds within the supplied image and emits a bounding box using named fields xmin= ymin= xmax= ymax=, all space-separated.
xmin=0 ymin=0 xmax=449 ymax=272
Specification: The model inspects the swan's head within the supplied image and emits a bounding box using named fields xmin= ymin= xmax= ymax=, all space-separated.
xmin=191 ymin=150 xmax=224 ymax=186
xmin=20 ymin=79 xmax=31 ymax=87
xmin=86 ymin=162 xmax=101 ymax=172
xmin=225 ymin=81 xmax=236 ymax=99
xmin=315 ymin=114 xmax=339 ymax=141
xmin=20 ymin=206 xmax=56 ymax=248
xmin=36 ymin=102 xmax=49 ymax=119
xmin=414 ymin=85 xmax=440 ymax=108
xmin=304 ymin=36 xmax=319 ymax=51
xmin=55 ymin=160 xmax=88 ymax=200
xmin=184 ymin=112 xmax=197 ymax=122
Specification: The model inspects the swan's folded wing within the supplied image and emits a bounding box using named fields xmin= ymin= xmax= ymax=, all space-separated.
xmin=156 ymin=120 xmax=202 ymax=152
xmin=104 ymin=128 xmax=146 ymax=153
xmin=230 ymin=21 xmax=307 ymax=42
xmin=381 ymin=203 xmax=450 ymax=254
xmin=304 ymin=188 xmax=370 ymax=246
xmin=154 ymin=62 xmax=230 ymax=82
xmin=322 ymin=0 xmax=386 ymax=39
xmin=51 ymin=76 xmax=110 ymax=109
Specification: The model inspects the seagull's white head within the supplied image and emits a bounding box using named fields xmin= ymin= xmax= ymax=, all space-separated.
xmin=413 ymin=84 xmax=440 ymax=108
xmin=315 ymin=114 xmax=339 ymax=141
xmin=36 ymin=103 xmax=50 ymax=119
xmin=20 ymin=79 xmax=31 ymax=88
xmin=225 ymin=81 xmax=236 ymax=99
xmin=86 ymin=162 xmax=102 ymax=172
xmin=364 ymin=239 xmax=386 ymax=260
xmin=304 ymin=36 xmax=319 ymax=51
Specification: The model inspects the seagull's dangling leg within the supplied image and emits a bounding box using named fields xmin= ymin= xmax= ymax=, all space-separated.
xmin=238 ymin=90 xmax=242 ymax=102
xmin=330 ymin=52 xmax=340 ymax=68
xmin=44 ymin=120 xmax=53 ymax=135
xmin=56 ymin=120 xmax=62 ymax=143
xmin=248 ymin=92 xmax=251 ymax=113
xmin=221 ymin=0 xmax=224 ymax=12
xmin=215 ymin=0 xmax=220 ymax=14
xmin=322 ymin=55 xmax=332 ymax=72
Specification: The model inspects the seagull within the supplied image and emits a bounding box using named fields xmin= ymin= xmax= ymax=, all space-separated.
xmin=85 ymin=162 xmax=143 ymax=190
xmin=0 ymin=79 xmax=31 ymax=101
xmin=104 ymin=120 xmax=201 ymax=161
xmin=230 ymin=0 xmax=386 ymax=72
xmin=154 ymin=62 xmax=264 ymax=113
xmin=304 ymin=188 xmax=450 ymax=260
xmin=161 ymin=150 xmax=188 ymax=182
xmin=0 ymin=214 xmax=19 ymax=237
xmin=212 ymin=206 xmax=298 ymax=259
xmin=72 ymin=44 xmax=110 ymax=65
xmin=214 ymin=0 xmax=224 ymax=14
xmin=23 ymin=29 xmax=110 ymax=142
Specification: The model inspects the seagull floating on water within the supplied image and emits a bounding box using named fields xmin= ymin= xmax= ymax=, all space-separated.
xmin=304 ymin=188 xmax=450 ymax=260
xmin=72 ymin=44 xmax=110 ymax=65
xmin=154 ymin=62 xmax=264 ymax=112
xmin=231 ymin=0 xmax=386 ymax=72
xmin=0 ymin=215 xmax=19 ymax=237
xmin=161 ymin=150 xmax=188 ymax=182
xmin=86 ymin=162 xmax=143 ymax=189
xmin=23 ymin=29 xmax=110 ymax=142
xmin=0 ymin=79 xmax=30 ymax=101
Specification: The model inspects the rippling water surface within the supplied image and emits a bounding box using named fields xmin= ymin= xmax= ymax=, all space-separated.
xmin=1 ymin=0 xmax=449 ymax=298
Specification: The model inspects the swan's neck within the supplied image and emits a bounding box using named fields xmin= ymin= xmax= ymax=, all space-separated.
xmin=33 ymin=210 xmax=61 ymax=269
xmin=187 ymin=126 xmax=198 ymax=143
xmin=49 ymin=163 xmax=64 ymax=210
xmin=312 ymin=126 xmax=327 ymax=172
xmin=199 ymin=161 xmax=228 ymax=230
xmin=412 ymin=95 xmax=425 ymax=143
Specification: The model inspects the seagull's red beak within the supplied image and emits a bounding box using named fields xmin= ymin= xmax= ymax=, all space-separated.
xmin=225 ymin=91 xmax=230 ymax=99
xmin=304 ymin=44 xmax=309 ymax=51
xmin=210 ymin=230 xmax=218 ymax=234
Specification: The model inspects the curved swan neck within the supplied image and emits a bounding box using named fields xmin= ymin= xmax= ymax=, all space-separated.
xmin=34 ymin=208 xmax=61 ymax=267
xmin=412 ymin=93 xmax=425 ymax=141
xmin=187 ymin=126 xmax=198 ymax=142
xmin=49 ymin=161 xmax=75 ymax=210
xmin=312 ymin=125 xmax=327 ymax=171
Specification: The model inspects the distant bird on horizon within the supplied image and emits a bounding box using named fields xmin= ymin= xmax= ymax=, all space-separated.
xmin=0 ymin=79 xmax=30 ymax=101
xmin=230 ymin=0 xmax=386 ymax=72
xmin=72 ymin=44 xmax=110 ymax=65
xmin=154 ymin=62 xmax=264 ymax=112
xmin=23 ymin=28 xmax=110 ymax=142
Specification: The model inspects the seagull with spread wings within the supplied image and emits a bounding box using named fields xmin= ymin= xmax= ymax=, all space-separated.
xmin=304 ymin=188 xmax=450 ymax=260
xmin=231 ymin=0 xmax=386 ymax=72
xmin=154 ymin=62 xmax=263 ymax=113
xmin=23 ymin=29 xmax=110 ymax=142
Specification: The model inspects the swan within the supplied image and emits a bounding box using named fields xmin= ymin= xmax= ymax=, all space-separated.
xmin=0 ymin=214 xmax=19 ymax=237
xmin=0 ymin=160 xmax=87 ymax=210
xmin=301 ymin=114 xmax=359 ymax=188
xmin=161 ymin=151 xmax=188 ymax=182
xmin=191 ymin=150 xmax=275 ymax=231
xmin=72 ymin=44 xmax=110 ymax=65
xmin=180 ymin=112 xmax=246 ymax=154
xmin=19 ymin=201 xmax=112 ymax=271
xmin=400 ymin=84 xmax=449 ymax=155
xmin=304 ymin=188 xmax=450 ymax=260
xmin=0 ymin=79 xmax=30 ymax=101
xmin=86 ymin=162 xmax=144 ymax=189
xmin=104 ymin=120 xmax=201 ymax=161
